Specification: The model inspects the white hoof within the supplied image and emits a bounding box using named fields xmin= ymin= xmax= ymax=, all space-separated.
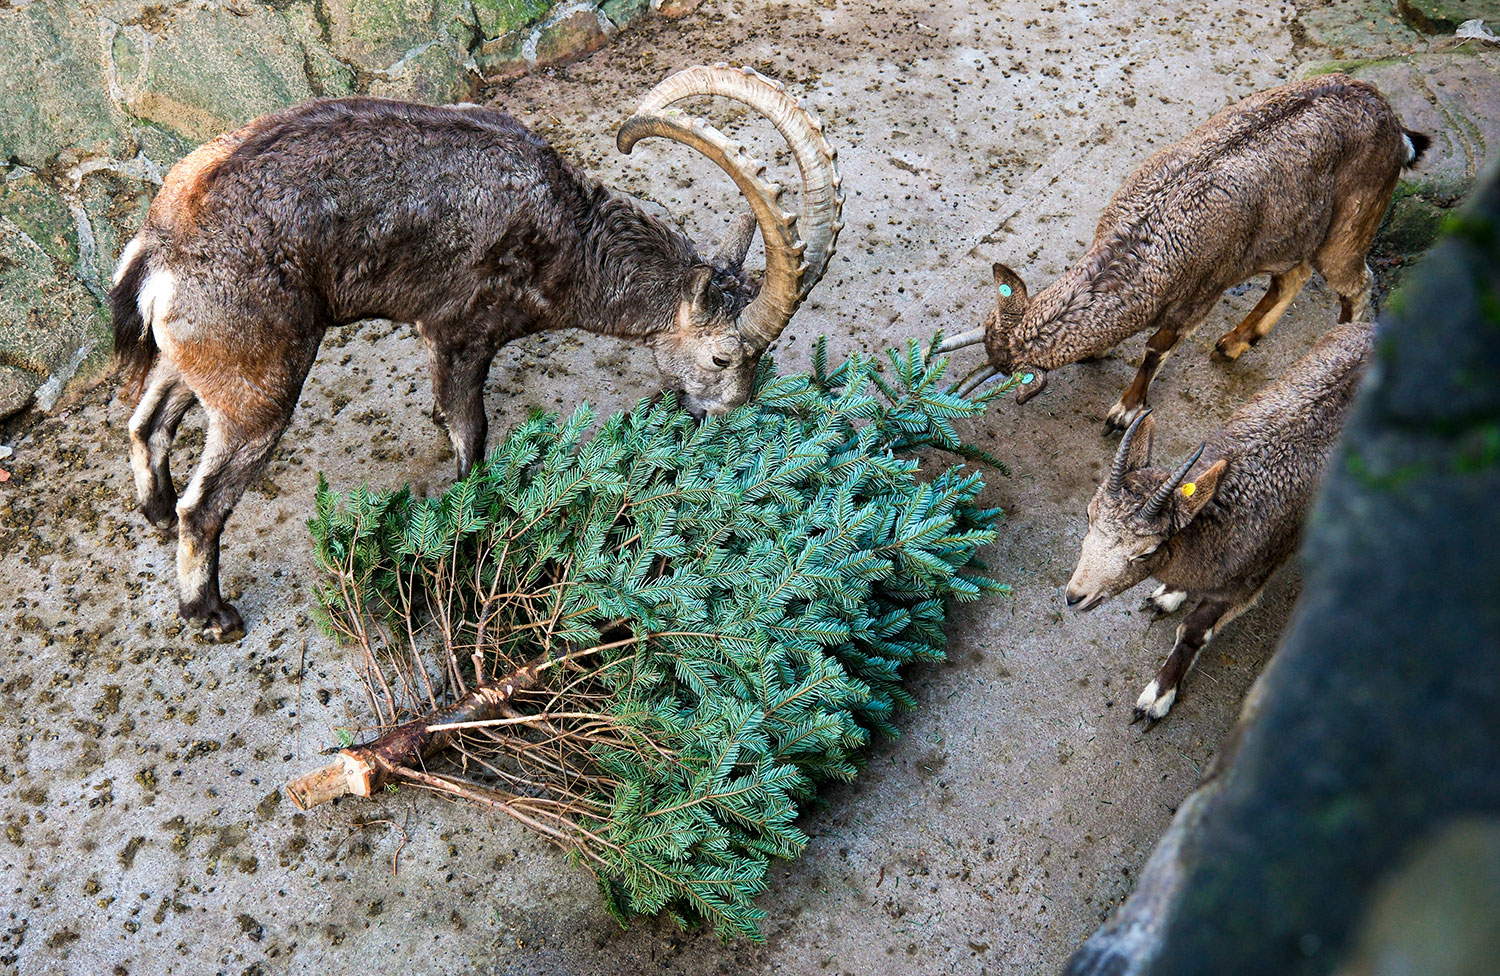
xmin=1106 ymin=399 xmax=1145 ymax=431
xmin=1134 ymin=680 xmax=1177 ymax=721
xmin=1148 ymin=585 xmax=1188 ymax=614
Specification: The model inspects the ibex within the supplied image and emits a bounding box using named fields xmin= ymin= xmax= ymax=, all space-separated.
xmin=109 ymin=64 xmax=843 ymax=639
xmin=939 ymin=75 xmax=1423 ymax=430
xmin=1063 ymin=322 xmax=1373 ymax=722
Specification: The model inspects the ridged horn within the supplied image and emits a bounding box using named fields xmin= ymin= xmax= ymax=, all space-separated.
xmin=1110 ymin=409 xmax=1152 ymax=492
xmin=1141 ymin=443 xmax=1205 ymax=519
xmin=933 ymin=328 xmax=987 ymax=355
xmin=955 ymin=363 xmax=1001 ymax=397
xmin=617 ymin=63 xmax=844 ymax=349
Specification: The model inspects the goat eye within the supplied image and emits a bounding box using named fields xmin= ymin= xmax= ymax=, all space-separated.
xmin=712 ymin=355 xmax=731 ymax=369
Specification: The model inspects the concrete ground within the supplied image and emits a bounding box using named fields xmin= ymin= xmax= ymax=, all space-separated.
xmin=0 ymin=1 xmax=1413 ymax=973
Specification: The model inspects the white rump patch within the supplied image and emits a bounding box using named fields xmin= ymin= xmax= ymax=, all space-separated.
xmin=113 ymin=237 xmax=144 ymax=286
xmin=138 ymin=267 xmax=176 ymax=333
xmin=1402 ymin=133 xmax=1416 ymax=165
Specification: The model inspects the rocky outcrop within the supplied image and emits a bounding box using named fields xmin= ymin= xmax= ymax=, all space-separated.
xmin=1063 ymin=166 xmax=1500 ymax=975
xmin=0 ymin=0 xmax=699 ymax=419
xmin=1301 ymin=45 xmax=1500 ymax=259
xmin=1398 ymin=0 xmax=1500 ymax=35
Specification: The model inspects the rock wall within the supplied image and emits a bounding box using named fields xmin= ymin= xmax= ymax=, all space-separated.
xmin=1301 ymin=44 xmax=1500 ymax=260
xmin=0 ymin=0 xmax=698 ymax=419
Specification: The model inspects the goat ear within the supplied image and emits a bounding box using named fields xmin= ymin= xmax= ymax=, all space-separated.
xmin=991 ymin=262 xmax=1030 ymax=313
xmin=1178 ymin=457 xmax=1227 ymax=521
xmin=709 ymin=214 xmax=757 ymax=271
xmin=683 ymin=265 xmax=718 ymax=315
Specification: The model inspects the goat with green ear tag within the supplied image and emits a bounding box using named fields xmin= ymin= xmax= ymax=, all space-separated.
xmin=1064 ymin=322 xmax=1373 ymax=724
xmin=934 ymin=75 xmax=1425 ymax=429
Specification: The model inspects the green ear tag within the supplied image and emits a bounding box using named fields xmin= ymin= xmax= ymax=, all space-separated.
xmin=999 ymin=284 xmax=1013 ymax=297
xmin=1021 ymin=372 xmax=1035 ymax=384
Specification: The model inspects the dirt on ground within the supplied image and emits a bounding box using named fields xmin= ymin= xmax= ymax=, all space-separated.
xmin=0 ymin=1 xmax=1406 ymax=973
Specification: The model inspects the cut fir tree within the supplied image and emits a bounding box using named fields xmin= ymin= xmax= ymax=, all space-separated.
xmin=285 ymin=339 xmax=1015 ymax=939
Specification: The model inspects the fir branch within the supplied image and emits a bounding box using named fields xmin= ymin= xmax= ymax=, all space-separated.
xmin=289 ymin=338 xmax=1013 ymax=940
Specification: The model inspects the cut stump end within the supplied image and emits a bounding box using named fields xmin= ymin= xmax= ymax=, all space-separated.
xmin=285 ymin=752 xmax=376 ymax=810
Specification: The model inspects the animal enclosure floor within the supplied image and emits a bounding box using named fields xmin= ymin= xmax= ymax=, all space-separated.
xmin=0 ymin=1 xmax=1401 ymax=973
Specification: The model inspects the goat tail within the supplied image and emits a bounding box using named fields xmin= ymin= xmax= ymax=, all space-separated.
xmin=110 ymin=237 xmax=158 ymax=403
xmin=1402 ymin=129 xmax=1431 ymax=168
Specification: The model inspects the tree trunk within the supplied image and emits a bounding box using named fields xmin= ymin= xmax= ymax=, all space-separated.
xmin=285 ymin=657 xmax=545 ymax=810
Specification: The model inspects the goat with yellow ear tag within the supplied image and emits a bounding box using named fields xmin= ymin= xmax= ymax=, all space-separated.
xmin=1064 ymin=322 xmax=1374 ymax=724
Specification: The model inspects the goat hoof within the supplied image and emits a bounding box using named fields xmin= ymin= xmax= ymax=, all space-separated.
xmin=1214 ymin=337 xmax=1250 ymax=362
xmin=208 ymin=614 xmax=247 ymax=643
xmin=1143 ymin=585 xmax=1188 ymax=616
xmin=1103 ymin=403 xmax=1142 ymax=434
xmin=140 ymin=496 xmax=179 ymax=530
xmin=1134 ymin=679 xmax=1177 ymax=723
xmin=180 ymin=600 xmax=246 ymax=643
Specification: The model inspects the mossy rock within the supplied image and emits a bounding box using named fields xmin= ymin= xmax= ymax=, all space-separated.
xmin=366 ymin=39 xmax=473 ymax=102
xmin=1377 ymin=186 xmax=1450 ymax=255
xmin=1398 ymin=0 xmax=1500 ymax=34
xmin=318 ymin=0 xmax=477 ymax=70
xmin=472 ymin=0 xmax=554 ymax=39
xmin=112 ymin=5 xmax=315 ymax=143
xmin=0 ymin=3 xmax=125 ymax=165
xmin=600 ymin=0 xmax=651 ymax=27
xmin=534 ymin=7 xmax=612 ymax=67
xmin=474 ymin=29 xmax=532 ymax=80
xmin=0 ymin=218 xmax=111 ymax=418
xmin=0 ymin=366 xmax=38 ymax=420
xmin=0 ymin=170 xmax=78 ymax=270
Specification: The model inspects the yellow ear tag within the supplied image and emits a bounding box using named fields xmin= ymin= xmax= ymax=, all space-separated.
xmin=1181 ymin=482 xmax=1197 ymax=498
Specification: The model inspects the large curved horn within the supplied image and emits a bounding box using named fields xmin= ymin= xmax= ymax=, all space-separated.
xmin=1141 ymin=443 xmax=1205 ymax=519
xmin=1110 ymin=409 xmax=1152 ymax=492
xmin=617 ymin=63 xmax=844 ymax=349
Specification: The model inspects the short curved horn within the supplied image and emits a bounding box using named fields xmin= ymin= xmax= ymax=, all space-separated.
xmin=954 ymin=363 xmax=1001 ymax=397
xmin=1141 ymin=443 xmax=1205 ymax=519
xmin=618 ymin=64 xmax=843 ymax=349
xmin=1110 ymin=409 xmax=1152 ymax=492
xmin=933 ymin=328 xmax=987 ymax=355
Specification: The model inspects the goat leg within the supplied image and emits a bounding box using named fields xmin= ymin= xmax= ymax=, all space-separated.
xmin=1214 ymin=264 xmax=1311 ymax=361
xmin=1134 ymin=597 xmax=1232 ymax=725
xmin=128 ymin=370 xmax=195 ymax=530
xmin=1105 ymin=326 xmax=1179 ymax=433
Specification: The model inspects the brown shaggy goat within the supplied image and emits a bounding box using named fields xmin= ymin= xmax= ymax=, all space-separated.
xmin=110 ymin=65 xmax=843 ymax=638
xmin=940 ymin=75 xmax=1422 ymax=429
xmin=1064 ymin=322 xmax=1373 ymax=722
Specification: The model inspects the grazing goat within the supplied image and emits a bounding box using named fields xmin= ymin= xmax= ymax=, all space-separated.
xmin=110 ymin=64 xmax=843 ymax=639
xmin=940 ymin=74 xmax=1423 ymax=429
xmin=1063 ymin=322 xmax=1373 ymax=722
